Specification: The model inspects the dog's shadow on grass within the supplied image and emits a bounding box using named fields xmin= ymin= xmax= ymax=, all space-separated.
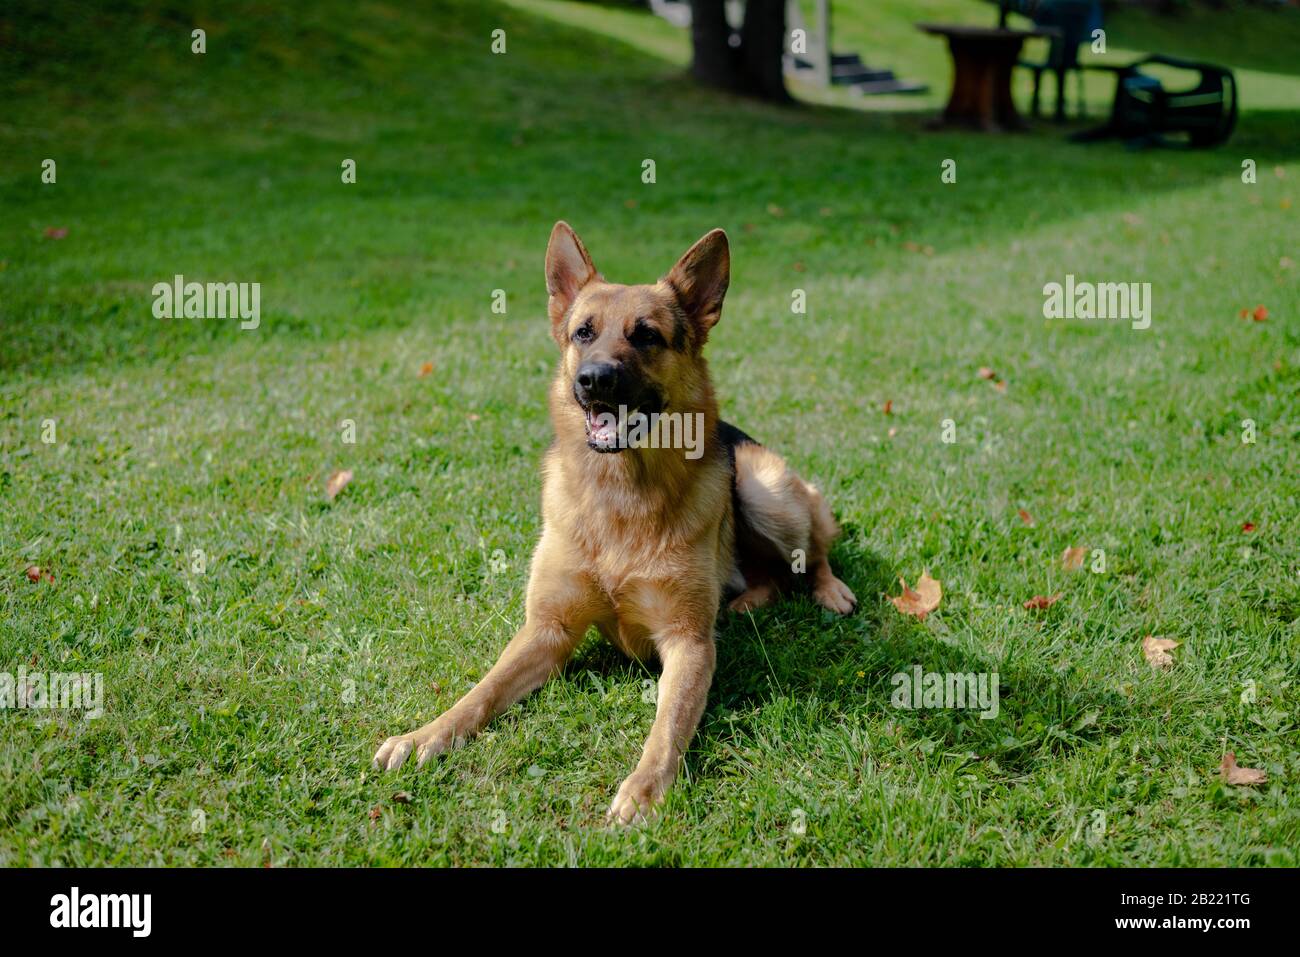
xmin=709 ymin=534 xmax=896 ymax=707
xmin=701 ymin=533 xmax=1134 ymax=774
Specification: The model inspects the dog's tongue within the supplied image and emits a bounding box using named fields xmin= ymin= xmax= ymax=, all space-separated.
xmin=587 ymin=409 xmax=620 ymax=449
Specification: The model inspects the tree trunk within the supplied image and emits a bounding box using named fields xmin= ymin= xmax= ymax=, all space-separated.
xmin=688 ymin=0 xmax=789 ymax=102
xmin=740 ymin=0 xmax=791 ymax=102
xmin=690 ymin=0 xmax=742 ymax=92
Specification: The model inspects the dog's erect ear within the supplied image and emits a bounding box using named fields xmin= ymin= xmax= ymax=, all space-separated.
xmin=663 ymin=229 xmax=729 ymax=345
xmin=546 ymin=221 xmax=598 ymax=344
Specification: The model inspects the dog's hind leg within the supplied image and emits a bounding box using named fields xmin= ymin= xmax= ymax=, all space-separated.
xmin=805 ymin=481 xmax=857 ymax=615
xmin=727 ymin=579 xmax=777 ymax=614
xmin=733 ymin=442 xmax=856 ymax=615
xmin=373 ymin=531 xmax=605 ymax=771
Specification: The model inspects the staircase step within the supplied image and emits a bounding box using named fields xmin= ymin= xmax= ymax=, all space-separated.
xmin=832 ymin=66 xmax=895 ymax=84
xmin=853 ymin=78 xmax=929 ymax=95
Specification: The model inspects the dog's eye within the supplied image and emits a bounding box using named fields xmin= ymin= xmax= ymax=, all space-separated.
xmin=572 ymin=322 xmax=595 ymax=344
xmin=630 ymin=322 xmax=664 ymax=348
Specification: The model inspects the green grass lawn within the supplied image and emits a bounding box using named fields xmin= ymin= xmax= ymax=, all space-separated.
xmin=1 ymin=0 xmax=1297 ymax=866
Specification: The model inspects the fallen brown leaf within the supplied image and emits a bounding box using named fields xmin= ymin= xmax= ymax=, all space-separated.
xmin=1023 ymin=593 xmax=1061 ymax=610
xmin=977 ymin=366 xmax=996 ymax=380
xmin=890 ymin=572 xmax=942 ymax=621
xmin=1062 ymin=546 xmax=1088 ymax=570
xmin=43 ymin=227 xmax=68 ymax=239
xmin=1017 ymin=508 xmax=1034 ymax=526
xmin=325 ymin=468 xmax=353 ymax=501
xmin=418 ymin=361 xmax=433 ymax=377
xmin=1219 ymin=752 xmax=1267 ymax=786
xmin=1142 ymin=635 xmax=1180 ymax=669
xmin=882 ymin=400 xmax=892 ymax=415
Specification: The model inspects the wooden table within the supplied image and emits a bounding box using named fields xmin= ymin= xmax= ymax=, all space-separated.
xmin=917 ymin=23 xmax=1058 ymax=132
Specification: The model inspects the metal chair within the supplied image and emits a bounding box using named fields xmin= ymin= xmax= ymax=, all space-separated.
xmin=1073 ymin=54 xmax=1238 ymax=148
xmin=1011 ymin=0 xmax=1101 ymax=122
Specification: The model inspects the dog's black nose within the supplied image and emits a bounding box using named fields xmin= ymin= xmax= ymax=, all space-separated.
xmin=576 ymin=361 xmax=620 ymax=396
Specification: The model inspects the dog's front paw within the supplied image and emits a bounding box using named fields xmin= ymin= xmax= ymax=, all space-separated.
xmin=372 ymin=721 xmax=453 ymax=771
xmin=607 ymin=771 xmax=666 ymax=825
xmin=814 ymin=574 xmax=857 ymax=615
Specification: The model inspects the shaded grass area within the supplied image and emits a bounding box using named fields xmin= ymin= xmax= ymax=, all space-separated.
xmin=1 ymin=0 xmax=1297 ymax=865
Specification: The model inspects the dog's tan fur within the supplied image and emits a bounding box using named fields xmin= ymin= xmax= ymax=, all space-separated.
xmin=373 ymin=222 xmax=855 ymax=822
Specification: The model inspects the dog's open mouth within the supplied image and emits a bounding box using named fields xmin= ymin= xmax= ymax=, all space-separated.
xmin=584 ymin=402 xmax=625 ymax=453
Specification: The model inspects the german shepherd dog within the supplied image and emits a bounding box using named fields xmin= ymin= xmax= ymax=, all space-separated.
xmin=373 ymin=223 xmax=856 ymax=822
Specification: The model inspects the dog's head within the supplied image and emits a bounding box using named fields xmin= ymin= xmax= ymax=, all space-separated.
xmin=545 ymin=221 xmax=729 ymax=453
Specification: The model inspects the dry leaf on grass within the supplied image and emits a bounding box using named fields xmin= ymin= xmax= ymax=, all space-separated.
xmin=1062 ymin=546 xmax=1088 ymax=570
xmin=882 ymin=400 xmax=892 ymax=415
xmin=1219 ymin=752 xmax=1267 ymax=786
xmin=1023 ymin=593 xmax=1062 ymax=610
xmin=890 ymin=573 xmax=942 ymax=621
xmin=1142 ymin=635 xmax=1179 ymax=669
xmin=418 ymin=361 xmax=434 ymax=377
xmin=1017 ymin=508 xmax=1034 ymax=526
xmin=978 ymin=366 xmax=1008 ymax=392
xmin=325 ymin=468 xmax=353 ymax=501
xmin=43 ymin=227 xmax=68 ymax=240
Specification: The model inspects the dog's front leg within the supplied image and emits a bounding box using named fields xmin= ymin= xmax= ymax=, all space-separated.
xmin=373 ymin=531 xmax=599 ymax=771
xmin=372 ymin=616 xmax=584 ymax=771
xmin=608 ymin=629 xmax=716 ymax=824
